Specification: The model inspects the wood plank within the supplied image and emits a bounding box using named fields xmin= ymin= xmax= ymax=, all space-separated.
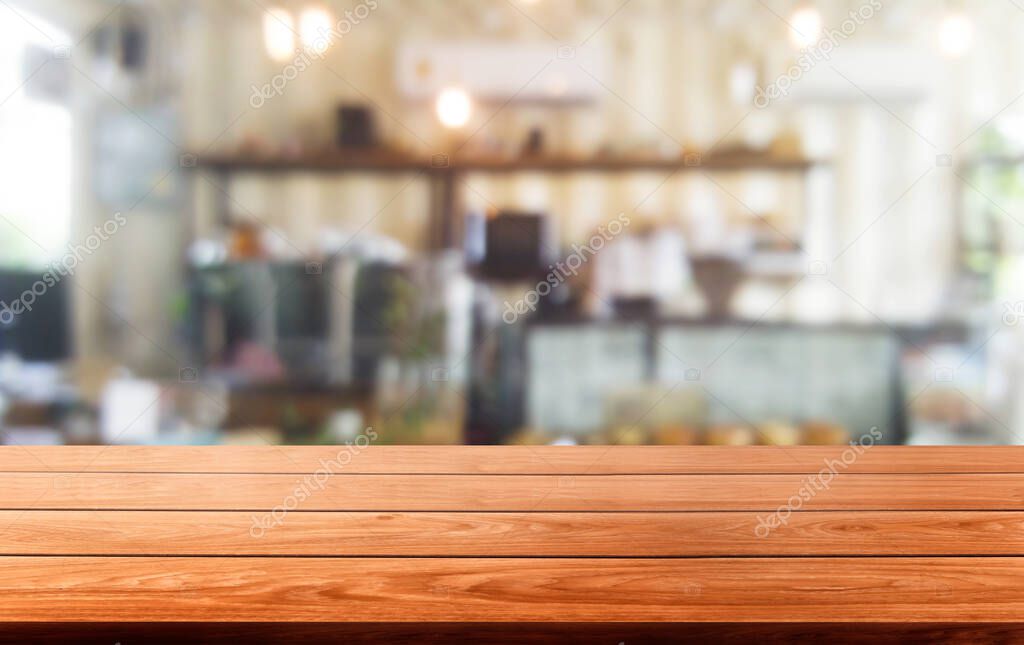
xmin=0 ymin=557 xmax=1021 ymax=622
xmin=192 ymin=151 xmax=824 ymax=174
xmin=2 ymin=445 xmax=1024 ymax=474
xmin=2 ymin=511 xmax=1024 ymax=556
xmin=0 ymin=472 xmax=1022 ymax=511
xmin=4 ymin=622 xmax=1023 ymax=645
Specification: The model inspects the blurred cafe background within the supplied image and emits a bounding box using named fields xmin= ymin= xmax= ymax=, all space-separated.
xmin=2 ymin=0 xmax=1024 ymax=446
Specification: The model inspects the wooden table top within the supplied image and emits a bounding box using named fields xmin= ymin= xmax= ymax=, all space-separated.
xmin=2 ymin=445 xmax=1024 ymax=643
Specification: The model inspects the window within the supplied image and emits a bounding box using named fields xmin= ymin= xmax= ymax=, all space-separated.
xmin=0 ymin=10 xmax=71 ymax=268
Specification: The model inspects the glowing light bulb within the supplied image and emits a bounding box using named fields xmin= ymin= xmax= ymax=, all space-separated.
xmin=300 ymin=7 xmax=333 ymax=52
xmin=788 ymin=6 xmax=823 ymax=48
xmin=436 ymin=87 xmax=472 ymax=129
xmin=263 ymin=8 xmax=295 ymax=62
xmin=938 ymin=12 xmax=973 ymax=58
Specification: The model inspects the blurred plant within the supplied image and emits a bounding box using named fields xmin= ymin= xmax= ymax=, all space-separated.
xmin=378 ymin=273 xmax=446 ymax=361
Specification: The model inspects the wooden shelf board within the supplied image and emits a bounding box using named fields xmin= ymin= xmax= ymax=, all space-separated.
xmin=192 ymin=151 xmax=828 ymax=174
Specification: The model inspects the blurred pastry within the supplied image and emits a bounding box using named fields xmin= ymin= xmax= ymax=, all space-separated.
xmin=653 ymin=424 xmax=700 ymax=445
xmin=756 ymin=421 xmax=801 ymax=446
xmin=507 ymin=428 xmax=550 ymax=446
xmin=801 ymin=420 xmax=850 ymax=445
xmin=222 ymin=427 xmax=282 ymax=445
xmin=704 ymin=424 xmax=755 ymax=446
xmin=608 ymin=425 xmax=649 ymax=445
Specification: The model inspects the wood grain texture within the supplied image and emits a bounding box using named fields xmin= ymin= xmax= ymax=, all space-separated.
xmin=194 ymin=150 xmax=824 ymax=174
xmin=2 ymin=510 xmax=1024 ymax=556
xmin=0 ymin=472 xmax=1022 ymax=511
xmin=3 ymin=622 xmax=1023 ymax=645
xmin=7 ymin=622 xmax=1024 ymax=645
xmin=1 ymin=446 xmax=1023 ymax=630
xmin=2 ymin=445 xmax=1023 ymax=474
xmin=0 ymin=556 xmax=1021 ymax=622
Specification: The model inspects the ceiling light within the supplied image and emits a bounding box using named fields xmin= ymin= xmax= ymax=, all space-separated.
xmin=937 ymin=12 xmax=973 ymax=58
xmin=263 ymin=8 xmax=295 ymax=62
xmin=436 ymin=87 xmax=473 ymax=129
xmin=788 ymin=6 xmax=823 ymax=49
xmin=300 ymin=7 xmax=333 ymax=52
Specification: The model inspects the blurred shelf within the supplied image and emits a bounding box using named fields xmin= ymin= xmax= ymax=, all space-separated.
xmin=524 ymin=314 xmax=969 ymax=337
xmin=194 ymin=150 xmax=432 ymax=173
xmin=192 ymin=150 xmax=829 ymax=175
xmin=187 ymin=147 xmax=831 ymax=262
xmin=446 ymin=152 xmax=827 ymax=173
